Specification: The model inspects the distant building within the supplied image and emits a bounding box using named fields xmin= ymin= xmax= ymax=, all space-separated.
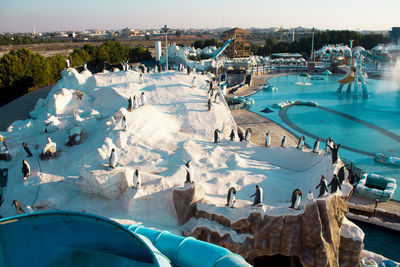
xmin=222 ymin=27 xmax=251 ymax=58
xmin=389 ymin=27 xmax=400 ymax=45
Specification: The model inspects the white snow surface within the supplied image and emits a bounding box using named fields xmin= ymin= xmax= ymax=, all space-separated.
xmin=0 ymin=68 xmax=349 ymax=234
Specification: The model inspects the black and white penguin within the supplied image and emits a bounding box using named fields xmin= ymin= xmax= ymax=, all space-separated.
xmin=133 ymin=169 xmax=141 ymax=189
xmin=226 ymin=187 xmax=236 ymax=208
xmin=140 ymin=92 xmax=146 ymax=106
xmin=192 ymin=76 xmax=197 ymax=88
xmin=139 ymin=73 xmax=143 ymax=84
xmin=313 ymin=138 xmax=320 ymax=153
xmin=237 ymin=127 xmax=245 ymax=142
xmin=244 ymin=128 xmax=252 ymax=142
xmin=122 ymin=116 xmax=128 ymax=131
xmin=307 ymin=190 xmax=314 ymax=201
xmin=22 ymin=142 xmax=33 ymax=157
xmin=327 ymin=144 xmax=341 ymax=164
xmin=128 ymin=96 xmax=133 ymax=111
xmin=265 ymin=132 xmax=271 ymax=147
xmin=22 ymin=160 xmax=30 ymax=178
xmin=337 ymin=166 xmax=346 ymax=184
xmin=316 ymin=175 xmax=329 ymax=197
xmin=250 ymin=185 xmax=263 ymax=206
xmin=109 ymin=148 xmax=117 ymax=168
xmin=214 ymin=92 xmax=220 ymax=103
xmin=328 ymin=174 xmax=342 ymax=194
xmin=230 ymin=129 xmax=236 ymax=141
xmin=214 ymin=129 xmax=221 ymax=143
xmin=133 ymin=95 xmax=139 ymax=109
xmin=12 ymin=200 xmax=25 ymax=214
xmin=281 ymin=136 xmax=287 ymax=148
xmin=208 ymin=99 xmax=212 ymax=111
xmin=183 ymin=160 xmax=194 ymax=184
xmin=325 ymin=137 xmax=334 ymax=152
xmin=297 ymin=136 xmax=305 ymax=150
xmin=289 ymin=189 xmax=302 ymax=210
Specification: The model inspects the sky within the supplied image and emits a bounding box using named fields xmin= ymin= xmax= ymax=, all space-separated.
xmin=0 ymin=0 xmax=399 ymax=33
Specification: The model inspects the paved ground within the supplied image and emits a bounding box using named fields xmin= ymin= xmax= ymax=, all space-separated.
xmin=0 ymin=85 xmax=53 ymax=131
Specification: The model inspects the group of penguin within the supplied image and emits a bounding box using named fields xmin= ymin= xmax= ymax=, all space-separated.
xmin=224 ymin=134 xmax=345 ymax=210
xmin=225 ymin=165 xmax=347 ymax=210
xmin=108 ymin=148 xmax=141 ymax=189
xmin=207 ymin=80 xmax=222 ymax=111
xmin=214 ymin=127 xmax=252 ymax=143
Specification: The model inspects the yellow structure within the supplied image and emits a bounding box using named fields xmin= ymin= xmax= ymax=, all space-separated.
xmin=222 ymin=28 xmax=251 ymax=58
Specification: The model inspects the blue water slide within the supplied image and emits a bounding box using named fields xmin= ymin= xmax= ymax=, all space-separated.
xmin=0 ymin=211 xmax=171 ymax=267
xmin=211 ymin=38 xmax=234 ymax=60
xmin=127 ymin=224 xmax=251 ymax=267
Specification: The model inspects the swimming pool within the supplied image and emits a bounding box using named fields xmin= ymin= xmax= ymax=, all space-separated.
xmin=249 ymin=74 xmax=400 ymax=201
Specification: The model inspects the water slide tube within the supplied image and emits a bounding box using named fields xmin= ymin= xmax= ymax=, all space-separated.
xmin=0 ymin=211 xmax=251 ymax=267
xmin=212 ymin=38 xmax=234 ymax=60
xmin=127 ymin=224 xmax=251 ymax=267
xmin=0 ymin=211 xmax=172 ymax=266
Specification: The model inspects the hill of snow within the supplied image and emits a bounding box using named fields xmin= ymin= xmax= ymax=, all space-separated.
xmin=0 ymin=68 xmax=349 ymax=233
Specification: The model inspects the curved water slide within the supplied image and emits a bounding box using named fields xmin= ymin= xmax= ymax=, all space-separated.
xmin=211 ymin=38 xmax=234 ymax=60
xmin=0 ymin=211 xmax=251 ymax=267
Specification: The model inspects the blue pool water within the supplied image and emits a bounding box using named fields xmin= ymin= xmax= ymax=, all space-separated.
xmin=249 ymin=75 xmax=400 ymax=201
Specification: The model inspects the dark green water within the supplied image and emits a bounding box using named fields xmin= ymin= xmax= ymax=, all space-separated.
xmin=350 ymin=219 xmax=400 ymax=262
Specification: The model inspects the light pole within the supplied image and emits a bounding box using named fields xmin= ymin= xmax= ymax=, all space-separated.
xmin=162 ymin=25 xmax=170 ymax=71
xmin=310 ymin=27 xmax=315 ymax=62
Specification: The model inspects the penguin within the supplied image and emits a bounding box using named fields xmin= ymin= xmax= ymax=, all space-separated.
xmin=289 ymin=189 xmax=302 ymax=210
xmin=133 ymin=169 xmax=141 ymax=189
xmin=226 ymin=187 xmax=236 ymax=208
xmin=244 ymin=128 xmax=252 ymax=142
xmin=214 ymin=92 xmax=220 ymax=103
xmin=337 ymin=166 xmax=345 ymax=184
xmin=0 ymin=135 xmax=8 ymax=151
xmin=109 ymin=148 xmax=117 ymax=168
xmin=22 ymin=142 xmax=33 ymax=157
xmin=208 ymin=99 xmax=212 ymax=111
xmin=128 ymin=96 xmax=133 ymax=111
xmin=315 ymin=175 xmax=329 ymax=197
xmin=327 ymin=144 xmax=341 ymax=164
xmin=348 ymin=165 xmax=357 ymax=185
xmin=237 ymin=127 xmax=245 ymax=142
xmin=250 ymin=185 xmax=263 ymax=206
xmin=230 ymin=129 xmax=236 ymax=141
xmin=297 ymin=136 xmax=305 ymax=150
xmin=281 ymin=136 xmax=287 ymax=148
xmin=328 ymin=174 xmax=342 ymax=194
xmin=307 ymin=190 xmax=314 ymax=201
xmin=325 ymin=137 xmax=334 ymax=152
xmin=43 ymin=137 xmax=56 ymax=157
xmin=22 ymin=160 xmax=30 ymax=178
xmin=192 ymin=76 xmax=197 ymax=88
xmin=12 ymin=200 xmax=25 ymax=214
xmin=214 ymin=129 xmax=221 ymax=143
xmin=139 ymin=73 xmax=143 ymax=84
xmin=265 ymin=131 xmax=271 ymax=147
xmin=183 ymin=160 xmax=194 ymax=184
xmin=209 ymin=80 xmax=213 ymax=92
xmin=313 ymin=138 xmax=320 ymax=153
xmin=140 ymin=92 xmax=146 ymax=106
xmin=133 ymin=95 xmax=139 ymax=109
xmin=122 ymin=116 xmax=128 ymax=131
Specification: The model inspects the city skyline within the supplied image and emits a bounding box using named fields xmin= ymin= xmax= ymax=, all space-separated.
xmin=0 ymin=0 xmax=399 ymax=33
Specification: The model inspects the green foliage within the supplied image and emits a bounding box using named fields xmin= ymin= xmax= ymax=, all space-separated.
xmin=0 ymin=40 xmax=154 ymax=105
xmin=192 ymin=38 xmax=223 ymax=49
xmin=128 ymin=46 xmax=152 ymax=62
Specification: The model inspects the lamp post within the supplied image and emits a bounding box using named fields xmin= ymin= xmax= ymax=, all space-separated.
xmin=310 ymin=27 xmax=315 ymax=62
xmin=162 ymin=25 xmax=171 ymax=71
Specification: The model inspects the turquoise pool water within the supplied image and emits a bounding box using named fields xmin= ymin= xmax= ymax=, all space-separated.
xmin=249 ymin=75 xmax=400 ymax=201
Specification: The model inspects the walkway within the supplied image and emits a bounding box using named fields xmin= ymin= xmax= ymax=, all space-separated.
xmin=0 ymin=85 xmax=53 ymax=131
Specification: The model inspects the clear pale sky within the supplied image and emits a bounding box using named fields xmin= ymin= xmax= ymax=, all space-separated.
xmin=0 ymin=0 xmax=399 ymax=33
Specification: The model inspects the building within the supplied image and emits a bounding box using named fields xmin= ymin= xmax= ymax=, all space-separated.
xmin=222 ymin=27 xmax=251 ymax=58
xmin=389 ymin=27 xmax=400 ymax=45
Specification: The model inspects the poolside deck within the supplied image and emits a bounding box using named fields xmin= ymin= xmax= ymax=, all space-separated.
xmin=229 ymin=72 xmax=400 ymax=229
